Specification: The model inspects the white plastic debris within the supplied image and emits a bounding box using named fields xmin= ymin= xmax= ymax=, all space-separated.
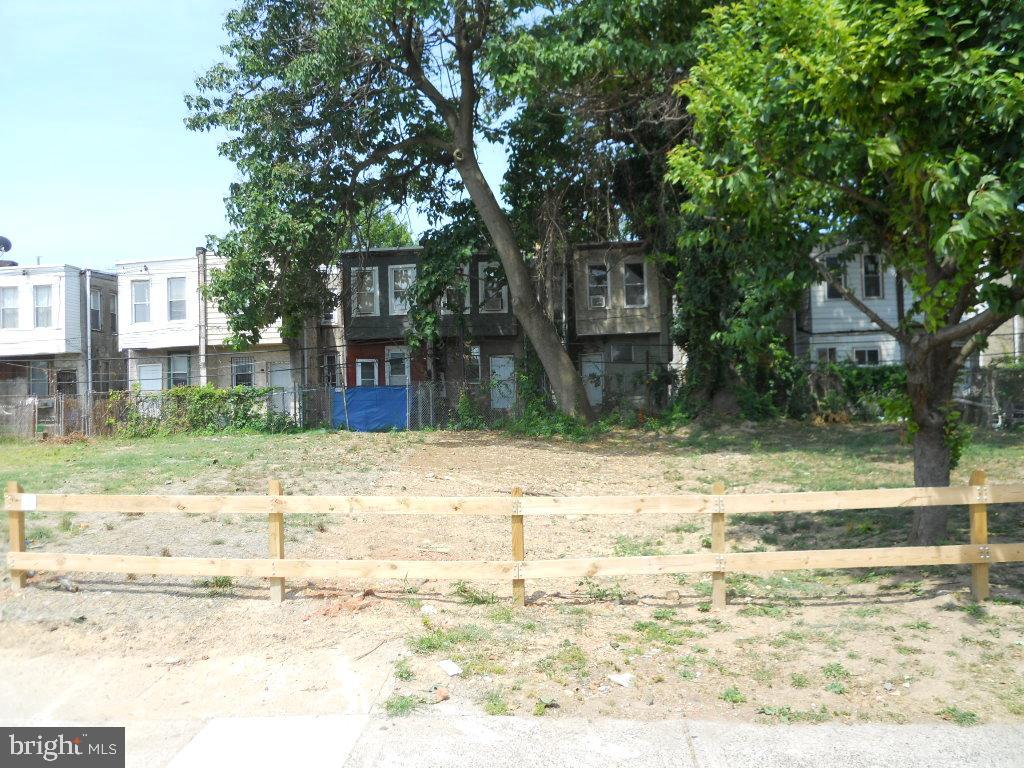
xmin=420 ymin=604 xmax=438 ymax=615
xmin=608 ymin=673 xmax=634 ymax=688
xmin=438 ymin=659 xmax=462 ymax=677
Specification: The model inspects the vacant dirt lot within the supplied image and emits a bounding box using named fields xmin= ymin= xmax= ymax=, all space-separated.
xmin=1 ymin=424 xmax=1023 ymax=731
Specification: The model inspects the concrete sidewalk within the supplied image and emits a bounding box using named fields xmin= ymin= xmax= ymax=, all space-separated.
xmin=164 ymin=714 xmax=1024 ymax=768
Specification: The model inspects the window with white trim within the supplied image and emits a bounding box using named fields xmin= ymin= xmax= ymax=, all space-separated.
xmin=33 ymin=285 xmax=52 ymax=328
xmin=623 ymin=262 xmax=647 ymax=308
xmin=323 ymin=351 xmax=340 ymax=388
xmin=356 ymin=359 xmax=378 ymax=387
xmin=385 ymin=346 xmax=410 ymax=386
xmin=465 ymin=345 xmax=481 ymax=382
xmin=167 ymin=277 xmax=187 ymax=321
xmin=862 ymin=255 xmax=882 ymax=298
xmin=825 ymin=257 xmax=845 ymax=299
xmin=29 ymin=361 xmax=50 ymax=398
xmin=231 ymin=355 xmax=255 ymax=387
xmin=389 ymin=264 xmax=415 ymax=315
xmin=478 ymin=262 xmax=507 ymax=313
xmin=168 ymin=354 xmax=190 ymax=387
xmin=817 ymin=347 xmax=838 ymax=364
xmin=587 ymin=264 xmax=609 ymax=309
xmin=90 ymin=288 xmax=102 ymax=331
xmin=352 ymin=267 xmax=379 ymax=316
xmin=854 ymin=348 xmax=880 ymax=366
xmin=131 ymin=280 xmax=150 ymax=323
xmin=0 ymin=286 xmax=18 ymax=328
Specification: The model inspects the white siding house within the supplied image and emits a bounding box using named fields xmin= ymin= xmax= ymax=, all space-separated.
xmin=797 ymin=252 xmax=906 ymax=366
xmin=117 ymin=249 xmax=297 ymax=395
xmin=0 ymin=263 xmax=122 ymax=399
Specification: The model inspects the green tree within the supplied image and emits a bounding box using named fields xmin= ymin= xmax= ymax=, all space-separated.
xmin=671 ymin=0 xmax=1024 ymax=543
xmin=188 ymin=0 xmax=594 ymax=419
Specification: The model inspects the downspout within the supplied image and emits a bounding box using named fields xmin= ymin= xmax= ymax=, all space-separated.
xmin=1015 ymin=315 xmax=1022 ymax=361
xmin=84 ymin=269 xmax=93 ymax=435
xmin=197 ymin=247 xmax=208 ymax=386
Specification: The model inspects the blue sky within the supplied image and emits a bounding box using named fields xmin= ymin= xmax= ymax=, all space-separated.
xmin=0 ymin=2 xmax=507 ymax=272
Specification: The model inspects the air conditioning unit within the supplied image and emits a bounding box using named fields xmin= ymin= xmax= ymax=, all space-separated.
xmin=589 ymin=295 xmax=607 ymax=309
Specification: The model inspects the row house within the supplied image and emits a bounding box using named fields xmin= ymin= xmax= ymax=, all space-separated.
xmin=0 ymin=261 xmax=123 ymax=402
xmin=795 ymin=250 xmax=1024 ymax=368
xmin=117 ymin=249 xmax=299 ymax=410
xmin=333 ymin=247 xmax=520 ymax=411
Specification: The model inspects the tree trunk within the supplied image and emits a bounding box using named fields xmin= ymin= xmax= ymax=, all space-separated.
xmin=454 ymin=152 xmax=596 ymax=421
xmin=905 ymin=341 xmax=958 ymax=545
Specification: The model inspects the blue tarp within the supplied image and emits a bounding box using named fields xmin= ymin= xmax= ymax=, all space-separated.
xmin=332 ymin=386 xmax=409 ymax=431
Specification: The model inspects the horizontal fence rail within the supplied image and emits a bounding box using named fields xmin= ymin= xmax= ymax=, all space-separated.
xmin=5 ymin=472 xmax=1024 ymax=608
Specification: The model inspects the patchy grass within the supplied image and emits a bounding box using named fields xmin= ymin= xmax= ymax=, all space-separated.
xmin=409 ymin=625 xmax=487 ymax=654
xmin=538 ymin=641 xmax=589 ymax=683
xmin=937 ymin=705 xmax=980 ymax=726
xmin=394 ymin=658 xmax=413 ymax=681
xmin=194 ymin=576 xmax=234 ymax=595
xmin=720 ymin=686 xmax=747 ymax=704
xmin=612 ymin=536 xmax=663 ymax=557
xmin=384 ymin=695 xmax=422 ymax=717
xmin=757 ymin=704 xmax=831 ymax=724
xmin=482 ymin=689 xmax=510 ymax=715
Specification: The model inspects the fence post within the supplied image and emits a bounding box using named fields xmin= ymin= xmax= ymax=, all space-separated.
xmin=969 ymin=469 xmax=989 ymax=602
xmin=268 ymin=479 xmax=286 ymax=603
xmin=511 ymin=487 xmax=525 ymax=607
xmin=6 ymin=481 xmax=26 ymax=589
xmin=711 ymin=481 xmax=727 ymax=611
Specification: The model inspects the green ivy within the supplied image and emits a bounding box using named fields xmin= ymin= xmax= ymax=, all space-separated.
xmin=108 ymin=386 xmax=296 ymax=436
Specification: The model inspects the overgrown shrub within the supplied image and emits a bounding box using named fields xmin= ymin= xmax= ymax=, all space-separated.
xmin=108 ymin=385 xmax=295 ymax=436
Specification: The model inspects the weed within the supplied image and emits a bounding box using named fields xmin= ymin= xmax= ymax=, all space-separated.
xmin=538 ymin=641 xmax=589 ymax=682
xmin=757 ymin=704 xmax=831 ymax=724
xmin=211 ymin=538 xmax=225 ymax=546
xmin=669 ymin=521 xmax=701 ymax=535
xmin=488 ymin=606 xmax=515 ymax=623
xmin=58 ymin=513 xmax=76 ymax=533
xmin=825 ymin=681 xmax=848 ymax=695
xmin=452 ymin=581 xmax=498 ymax=605
xmin=410 ymin=625 xmax=487 ymax=654
xmin=579 ymin=578 xmax=628 ymax=603
xmin=895 ymin=645 xmax=922 ymax=655
xmin=738 ymin=604 xmax=787 ymax=619
xmin=790 ymin=673 xmax=810 ymax=688
xmin=194 ymin=576 xmax=233 ymax=595
xmin=632 ymin=620 xmax=702 ymax=645
xmin=483 ymin=690 xmax=510 ymax=716
xmin=904 ymin=620 xmax=935 ymax=631
xmin=394 ymin=659 xmax=413 ymax=681
xmin=612 ymin=536 xmax=663 ymax=557
xmin=822 ymin=663 xmax=851 ymax=680
xmin=652 ymin=608 xmax=677 ymax=621
xmin=937 ymin=705 xmax=979 ymax=726
xmin=26 ymin=526 xmax=55 ymax=543
xmin=385 ymin=695 xmax=421 ymax=717
xmin=720 ymin=686 xmax=746 ymax=704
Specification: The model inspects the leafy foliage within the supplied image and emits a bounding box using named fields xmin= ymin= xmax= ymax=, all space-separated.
xmin=108 ymin=386 xmax=295 ymax=436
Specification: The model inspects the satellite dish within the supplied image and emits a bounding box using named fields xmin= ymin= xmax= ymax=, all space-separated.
xmin=0 ymin=237 xmax=11 ymax=253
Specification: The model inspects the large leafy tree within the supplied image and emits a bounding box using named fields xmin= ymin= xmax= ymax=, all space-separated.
xmin=671 ymin=0 xmax=1024 ymax=543
xmin=188 ymin=0 xmax=594 ymax=419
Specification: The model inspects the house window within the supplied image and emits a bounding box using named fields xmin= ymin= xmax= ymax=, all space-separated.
xmin=609 ymin=344 xmax=633 ymax=363
xmin=356 ymin=359 xmax=378 ymax=387
xmin=862 ymin=255 xmax=882 ymax=298
xmin=825 ymin=257 xmax=845 ymax=299
xmin=385 ymin=346 xmax=410 ymax=386
xmin=442 ymin=264 xmax=471 ymax=315
xmin=623 ymin=262 xmax=647 ymax=308
xmin=56 ymin=369 xmax=77 ymax=395
xmin=816 ymin=347 xmax=838 ymax=364
xmin=131 ymin=280 xmax=150 ymax=323
xmin=90 ymin=288 xmax=102 ymax=331
xmin=321 ymin=302 xmax=336 ymax=325
xmin=110 ymin=294 xmax=117 ymax=333
xmin=587 ymin=264 xmax=609 ymax=309
xmin=29 ymin=361 xmax=50 ymax=398
xmin=33 ymin=285 xmax=52 ymax=328
xmin=167 ymin=277 xmax=187 ymax=321
xmin=854 ymin=348 xmax=880 ymax=366
xmin=231 ymin=355 xmax=255 ymax=387
xmin=352 ymin=267 xmax=379 ymax=316
xmin=479 ymin=262 xmax=507 ymax=313
xmin=0 ymin=286 xmax=17 ymax=328
xmin=168 ymin=354 xmax=190 ymax=387
xmin=323 ymin=351 xmax=340 ymax=388
xmin=389 ymin=265 xmax=415 ymax=315
xmin=465 ymin=345 xmax=481 ymax=382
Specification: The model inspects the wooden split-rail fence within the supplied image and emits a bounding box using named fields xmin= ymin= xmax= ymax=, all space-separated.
xmin=5 ymin=471 xmax=1024 ymax=609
